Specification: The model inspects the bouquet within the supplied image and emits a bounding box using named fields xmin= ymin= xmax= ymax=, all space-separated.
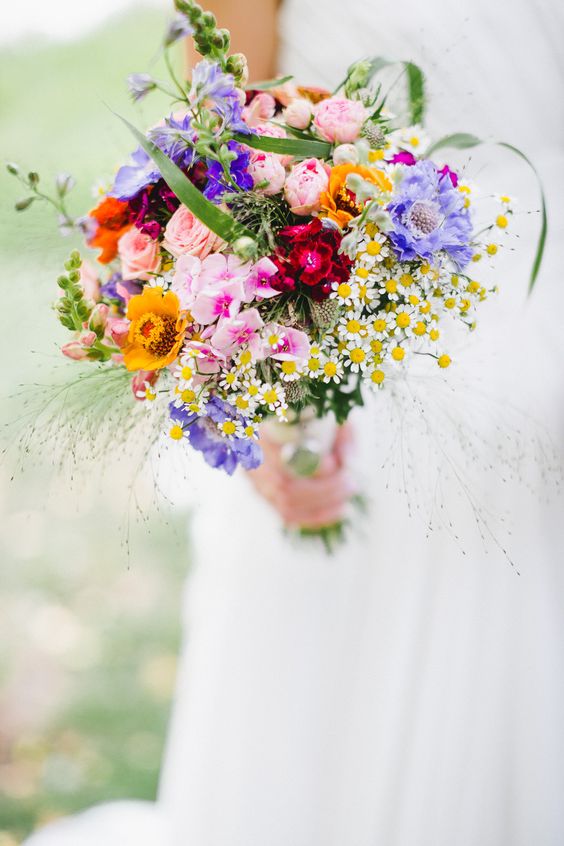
xmin=8 ymin=0 xmax=545 ymax=542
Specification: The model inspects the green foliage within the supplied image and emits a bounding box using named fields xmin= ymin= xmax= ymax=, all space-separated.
xmin=55 ymin=251 xmax=91 ymax=332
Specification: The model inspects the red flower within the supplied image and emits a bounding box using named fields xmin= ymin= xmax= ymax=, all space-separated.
xmin=275 ymin=219 xmax=352 ymax=300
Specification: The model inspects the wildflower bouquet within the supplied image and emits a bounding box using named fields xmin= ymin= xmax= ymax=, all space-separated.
xmin=9 ymin=1 xmax=545 ymax=533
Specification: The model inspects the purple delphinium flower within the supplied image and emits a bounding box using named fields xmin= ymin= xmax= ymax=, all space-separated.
xmin=190 ymin=59 xmax=250 ymax=135
xmin=148 ymin=113 xmax=198 ymax=170
xmin=110 ymin=147 xmax=161 ymax=201
xmin=169 ymin=396 xmax=263 ymax=475
xmin=127 ymin=73 xmax=157 ymax=103
xmin=387 ymin=160 xmax=473 ymax=268
xmin=203 ymin=141 xmax=253 ymax=202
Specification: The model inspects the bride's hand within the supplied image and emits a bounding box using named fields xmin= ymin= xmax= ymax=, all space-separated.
xmin=247 ymin=424 xmax=354 ymax=529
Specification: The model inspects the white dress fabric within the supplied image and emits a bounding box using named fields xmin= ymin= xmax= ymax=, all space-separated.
xmin=25 ymin=1 xmax=564 ymax=844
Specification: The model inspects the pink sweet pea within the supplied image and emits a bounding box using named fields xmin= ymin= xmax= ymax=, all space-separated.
xmin=243 ymin=257 xmax=281 ymax=301
xmin=264 ymin=324 xmax=311 ymax=363
xmin=61 ymin=341 xmax=90 ymax=361
xmin=211 ymin=308 xmax=264 ymax=355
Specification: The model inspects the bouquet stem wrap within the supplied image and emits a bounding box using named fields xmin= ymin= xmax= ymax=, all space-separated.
xmin=262 ymin=409 xmax=337 ymax=478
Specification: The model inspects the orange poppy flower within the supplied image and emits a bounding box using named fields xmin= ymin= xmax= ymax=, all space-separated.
xmin=122 ymin=287 xmax=188 ymax=372
xmin=319 ymin=164 xmax=392 ymax=228
xmin=89 ymin=197 xmax=132 ymax=264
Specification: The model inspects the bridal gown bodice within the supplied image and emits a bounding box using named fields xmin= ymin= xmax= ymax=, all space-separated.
xmin=25 ymin=1 xmax=564 ymax=845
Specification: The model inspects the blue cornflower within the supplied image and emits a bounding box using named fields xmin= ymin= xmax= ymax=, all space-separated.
xmin=387 ymin=160 xmax=473 ymax=268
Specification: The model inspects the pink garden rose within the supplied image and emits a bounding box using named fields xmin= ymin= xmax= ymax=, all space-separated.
xmin=284 ymin=158 xmax=330 ymax=216
xmin=283 ymin=98 xmax=313 ymax=130
xmin=313 ymin=96 xmax=367 ymax=144
xmin=118 ymin=226 xmax=161 ymax=281
xmin=163 ymin=205 xmax=223 ymax=259
xmin=248 ymin=152 xmax=286 ymax=196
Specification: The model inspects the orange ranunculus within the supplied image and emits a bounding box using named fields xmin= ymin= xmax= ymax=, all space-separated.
xmin=319 ymin=164 xmax=392 ymax=228
xmin=89 ymin=197 xmax=132 ymax=264
xmin=122 ymin=287 xmax=188 ymax=372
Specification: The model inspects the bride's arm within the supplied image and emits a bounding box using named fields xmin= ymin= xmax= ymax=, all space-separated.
xmin=185 ymin=0 xmax=280 ymax=81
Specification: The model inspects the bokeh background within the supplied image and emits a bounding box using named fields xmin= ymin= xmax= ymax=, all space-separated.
xmin=0 ymin=4 xmax=190 ymax=843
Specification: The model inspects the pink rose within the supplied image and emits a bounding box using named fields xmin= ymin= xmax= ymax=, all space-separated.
xmin=313 ymin=97 xmax=367 ymax=144
xmin=118 ymin=226 xmax=161 ymax=281
xmin=248 ymin=152 xmax=286 ymax=196
xmin=284 ymin=158 xmax=330 ymax=216
xmin=283 ymin=98 xmax=313 ymax=130
xmin=163 ymin=205 xmax=223 ymax=259
xmin=253 ymin=122 xmax=293 ymax=166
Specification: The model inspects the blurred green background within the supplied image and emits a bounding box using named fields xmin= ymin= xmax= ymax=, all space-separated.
xmin=0 ymin=8 xmax=190 ymax=844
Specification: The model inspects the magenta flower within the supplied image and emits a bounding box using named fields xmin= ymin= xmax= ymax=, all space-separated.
xmin=243 ymin=257 xmax=280 ymax=300
xmin=264 ymin=324 xmax=311 ymax=363
xmin=211 ymin=308 xmax=264 ymax=355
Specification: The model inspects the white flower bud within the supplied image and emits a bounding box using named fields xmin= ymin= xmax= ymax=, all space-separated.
xmin=333 ymin=143 xmax=359 ymax=165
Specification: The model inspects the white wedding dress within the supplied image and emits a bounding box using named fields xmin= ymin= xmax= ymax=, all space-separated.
xmin=25 ymin=0 xmax=564 ymax=844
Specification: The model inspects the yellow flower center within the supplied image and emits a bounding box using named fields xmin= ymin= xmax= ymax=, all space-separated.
xmin=169 ymin=425 xmax=184 ymax=440
xmin=263 ymin=389 xmax=277 ymax=404
xmin=366 ymin=240 xmax=382 ymax=256
xmin=349 ymin=348 xmax=365 ymax=364
xmin=413 ymin=321 xmax=427 ymax=336
xmin=337 ymin=282 xmax=352 ymax=298
xmin=134 ymin=312 xmax=178 ymax=359
xmin=391 ymin=346 xmax=405 ymax=361
xmin=396 ymin=312 xmax=411 ymax=329
xmin=371 ymin=369 xmax=385 ymax=384
xmin=222 ymin=421 xmax=237 ymax=436
xmin=324 ymin=361 xmax=337 ymax=377
xmin=438 ymin=354 xmax=451 ymax=368
xmin=282 ymin=361 xmax=297 ymax=374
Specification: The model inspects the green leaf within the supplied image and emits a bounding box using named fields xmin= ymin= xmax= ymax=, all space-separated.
xmin=233 ymin=131 xmax=331 ymax=159
xmin=405 ymin=62 xmax=425 ymax=125
xmin=246 ymin=74 xmax=293 ymax=91
xmin=363 ymin=56 xmax=426 ymax=126
xmin=116 ymin=113 xmax=257 ymax=246
xmin=425 ymin=133 xmax=482 ymax=156
xmin=425 ymin=134 xmax=547 ymax=293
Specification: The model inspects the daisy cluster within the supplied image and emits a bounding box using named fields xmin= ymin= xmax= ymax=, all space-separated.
xmin=20 ymin=1 xmax=515 ymax=474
